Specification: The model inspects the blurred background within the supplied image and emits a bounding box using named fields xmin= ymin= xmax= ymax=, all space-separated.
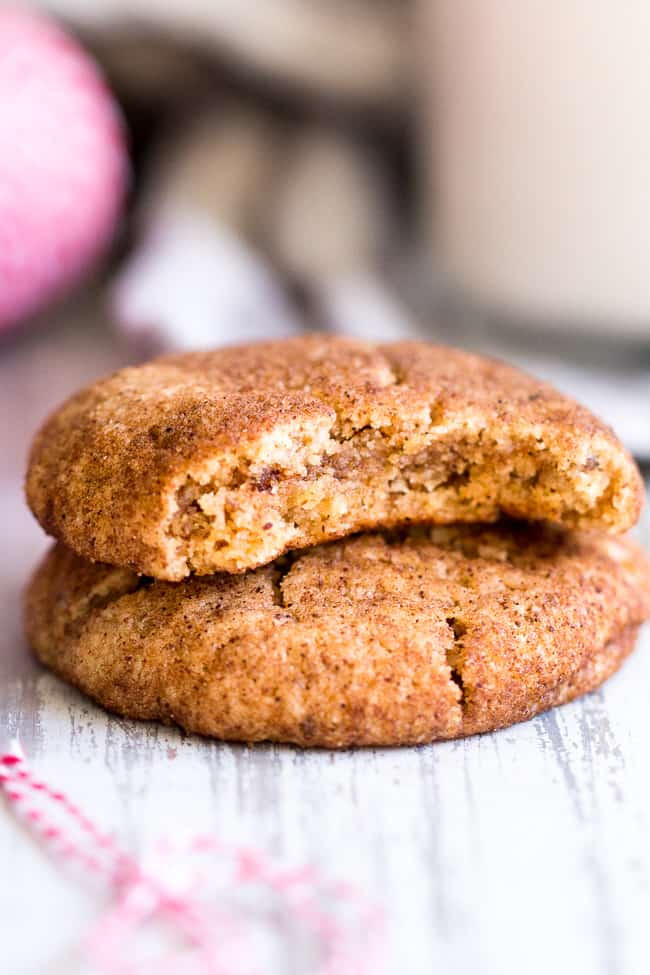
xmin=1 ymin=0 xmax=649 ymax=459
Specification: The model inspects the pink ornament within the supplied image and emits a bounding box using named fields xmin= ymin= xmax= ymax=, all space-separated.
xmin=0 ymin=6 xmax=128 ymax=330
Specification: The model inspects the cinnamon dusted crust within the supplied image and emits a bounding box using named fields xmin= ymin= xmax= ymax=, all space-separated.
xmin=25 ymin=524 xmax=650 ymax=747
xmin=26 ymin=336 xmax=644 ymax=580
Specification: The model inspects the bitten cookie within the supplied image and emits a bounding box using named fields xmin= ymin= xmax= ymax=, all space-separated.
xmin=26 ymin=337 xmax=643 ymax=580
xmin=25 ymin=524 xmax=650 ymax=747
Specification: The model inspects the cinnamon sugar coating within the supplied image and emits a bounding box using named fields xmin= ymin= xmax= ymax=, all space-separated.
xmin=25 ymin=524 xmax=650 ymax=747
xmin=26 ymin=337 xmax=643 ymax=580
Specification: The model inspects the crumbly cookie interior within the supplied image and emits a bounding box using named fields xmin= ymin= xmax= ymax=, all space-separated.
xmin=167 ymin=411 xmax=622 ymax=576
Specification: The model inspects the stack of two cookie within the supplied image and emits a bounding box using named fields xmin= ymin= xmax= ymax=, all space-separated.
xmin=25 ymin=338 xmax=650 ymax=747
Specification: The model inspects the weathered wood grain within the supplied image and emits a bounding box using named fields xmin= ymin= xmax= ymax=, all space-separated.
xmin=1 ymin=299 xmax=649 ymax=975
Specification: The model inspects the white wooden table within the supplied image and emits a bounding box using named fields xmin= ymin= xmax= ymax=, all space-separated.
xmin=2 ymin=298 xmax=649 ymax=975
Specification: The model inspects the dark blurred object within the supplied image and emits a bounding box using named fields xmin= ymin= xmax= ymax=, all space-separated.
xmin=28 ymin=0 xmax=410 ymax=113
xmin=267 ymin=123 xmax=418 ymax=339
xmin=32 ymin=0 xmax=417 ymax=351
xmin=112 ymin=104 xmax=302 ymax=352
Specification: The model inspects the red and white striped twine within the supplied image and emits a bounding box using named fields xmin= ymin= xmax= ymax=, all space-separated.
xmin=0 ymin=741 xmax=384 ymax=975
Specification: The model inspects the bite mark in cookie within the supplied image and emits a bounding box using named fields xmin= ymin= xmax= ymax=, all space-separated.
xmin=26 ymin=337 xmax=644 ymax=579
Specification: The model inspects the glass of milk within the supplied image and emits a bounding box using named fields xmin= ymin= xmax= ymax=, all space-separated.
xmin=421 ymin=0 xmax=650 ymax=341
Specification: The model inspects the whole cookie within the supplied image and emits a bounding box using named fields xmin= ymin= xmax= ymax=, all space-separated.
xmin=25 ymin=525 xmax=650 ymax=747
xmin=26 ymin=337 xmax=643 ymax=580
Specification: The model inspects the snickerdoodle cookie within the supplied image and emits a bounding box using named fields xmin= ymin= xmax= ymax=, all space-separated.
xmin=26 ymin=337 xmax=643 ymax=580
xmin=25 ymin=524 xmax=650 ymax=747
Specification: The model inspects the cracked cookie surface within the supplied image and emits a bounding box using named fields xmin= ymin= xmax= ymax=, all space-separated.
xmin=25 ymin=525 xmax=650 ymax=747
xmin=26 ymin=336 xmax=643 ymax=580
